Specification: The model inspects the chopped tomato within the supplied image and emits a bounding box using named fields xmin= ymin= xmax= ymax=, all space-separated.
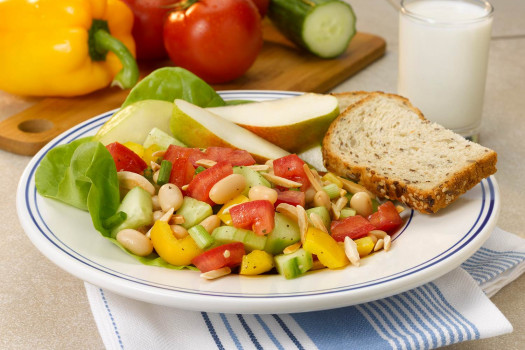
xmin=169 ymin=157 xmax=195 ymax=188
xmin=191 ymin=242 xmax=245 ymax=273
xmin=368 ymin=201 xmax=404 ymax=234
xmin=163 ymin=144 xmax=205 ymax=166
xmin=106 ymin=142 xmax=147 ymax=174
xmin=273 ymin=154 xmax=310 ymax=191
xmin=330 ymin=215 xmax=377 ymax=242
xmin=274 ymin=189 xmax=305 ymax=208
xmin=204 ymin=147 xmax=256 ymax=166
xmin=186 ymin=161 xmax=233 ymax=204
xmin=230 ymin=200 xmax=275 ymax=235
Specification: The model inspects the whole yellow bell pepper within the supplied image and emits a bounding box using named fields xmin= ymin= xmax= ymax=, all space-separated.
xmin=0 ymin=0 xmax=138 ymax=96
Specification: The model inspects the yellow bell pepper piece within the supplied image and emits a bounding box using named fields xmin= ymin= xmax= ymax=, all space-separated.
xmin=321 ymin=172 xmax=343 ymax=189
xmin=240 ymin=250 xmax=275 ymax=275
xmin=217 ymin=195 xmax=249 ymax=225
xmin=142 ymin=144 xmax=163 ymax=164
xmin=354 ymin=236 xmax=375 ymax=257
xmin=0 ymin=0 xmax=138 ymax=97
xmin=303 ymin=227 xmax=349 ymax=269
xmin=150 ymin=221 xmax=202 ymax=266
xmin=123 ymin=142 xmax=145 ymax=158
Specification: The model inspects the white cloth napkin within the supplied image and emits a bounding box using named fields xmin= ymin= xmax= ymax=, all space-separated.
xmin=85 ymin=227 xmax=524 ymax=350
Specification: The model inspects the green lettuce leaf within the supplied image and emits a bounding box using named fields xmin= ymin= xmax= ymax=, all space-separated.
xmin=122 ymin=67 xmax=226 ymax=108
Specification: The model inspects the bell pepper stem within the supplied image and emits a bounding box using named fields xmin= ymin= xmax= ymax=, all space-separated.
xmin=93 ymin=29 xmax=139 ymax=89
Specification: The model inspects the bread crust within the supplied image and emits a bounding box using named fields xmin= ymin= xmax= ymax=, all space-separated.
xmin=322 ymin=92 xmax=498 ymax=214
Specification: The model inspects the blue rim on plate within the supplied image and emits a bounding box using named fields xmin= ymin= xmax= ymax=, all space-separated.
xmin=16 ymin=91 xmax=500 ymax=312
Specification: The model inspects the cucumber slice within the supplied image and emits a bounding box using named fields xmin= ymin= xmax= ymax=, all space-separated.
xmin=264 ymin=213 xmax=301 ymax=255
xmin=110 ymin=187 xmax=153 ymax=238
xmin=143 ymin=127 xmax=185 ymax=149
xmin=212 ymin=226 xmax=267 ymax=252
xmin=268 ymin=0 xmax=356 ymax=58
xmin=176 ymin=197 xmax=213 ymax=229
xmin=233 ymin=166 xmax=272 ymax=196
xmin=306 ymin=206 xmax=331 ymax=229
xmin=274 ymin=248 xmax=313 ymax=279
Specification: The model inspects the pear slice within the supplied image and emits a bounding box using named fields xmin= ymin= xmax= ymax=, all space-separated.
xmin=171 ymin=99 xmax=289 ymax=163
xmin=94 ymin=100 xmax=183 ymax=146
xmin=206 ymin=93 xmax=339 ymax=153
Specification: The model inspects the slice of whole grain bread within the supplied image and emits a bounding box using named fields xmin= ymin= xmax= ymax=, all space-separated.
xmin=330 ymin=91 xmax=371 ymax=113
xmin=322 ymin=92 xmax=497 ymax=214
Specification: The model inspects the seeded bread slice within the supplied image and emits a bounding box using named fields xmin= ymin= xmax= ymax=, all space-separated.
xmin=322 ymin=92 xmax=497 ymax=214
xmin=330 ymin=91 xmax=371 ymax=113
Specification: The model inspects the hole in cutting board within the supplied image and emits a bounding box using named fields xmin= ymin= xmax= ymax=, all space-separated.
xmin=18 ymin=119 xmax=54 ymax=133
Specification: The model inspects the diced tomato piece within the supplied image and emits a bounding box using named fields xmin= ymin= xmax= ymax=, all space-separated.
xmin=368 ymin=201 xmax=404 ymax=234
xmin=163 ymin=144 xmax=205 ymax=167
xmin=106 ymin=142 xmax=147 ymax=174
xmin=273 ymin=154 xmax=310 ymax=191
xmin=230 ymin=200 xmax=275 ymax=236
xmin=185 ymin=161 xmax=233 ymax=204
xmin=169 ymin=158 xmax=195 ymax=188
xmin=204 ymin=147 xmax=256 ymax=166
xmin=330 ymin=215 xmax=377 ymax=242
xmin=191 ymin=242 xmax=245 ymax=273
xmin=274 ymin=189 xmax=305 ymax=208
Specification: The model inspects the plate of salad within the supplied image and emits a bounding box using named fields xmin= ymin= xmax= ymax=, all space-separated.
xmin=16 ymin=69 xmax=499 ymax=314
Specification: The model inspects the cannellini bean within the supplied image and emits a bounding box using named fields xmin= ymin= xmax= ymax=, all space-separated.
xmin=199 ymin=215 xmax=221 ymax=234
xmin=158 ymin=183 xmax=183 ymax=212
xmin=350 ymin=192 xmax=373 ymax=217
xmin=305 ymin=187 xmax=316 ymax=205
xmin=151 ymin=195 xmax=161 ymax=211
xmin=248 ymin=185 xmax=278 ymax=204
xmin=116 ymin=229 xmax=153 ymax=256
xmin=117 ymin=171 xmax=155 ymax=196
xmin=153 ymin=210 xmax=164 ymax=222
xmin=208 ymin=174 xmax=246 ymax=204
xmin=313 ymin=190 xmax=331 ymax=211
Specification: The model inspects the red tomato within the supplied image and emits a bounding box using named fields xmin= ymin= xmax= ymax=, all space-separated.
xmin=121 ymin=0 xmax=174 ymax=60
xmin=191 ymin=242 xmax=245 ymax=272
xmin=204 ymin=147 xmax=256 ymax=166
xmin=368 ymin=201 xmax=404 ymax=234
xmin=163 ymin=144 xmax=205 ymax=166
xmin=169 ymin=158 xmax=195 ymax=188
xmin=186 ymin=161 xmax=233 ymax=204
xmin=106 ymin=142 xmax=147 ymax=174
xmin=330 ymin=215 xmax=377 ymax=242
xmin=163 ymin=0 xmax=263 ymax=83
xmin=230 ymin=200 xmax=275 ymax=235
xmin=273 ymin=154 xmax=311 ymax=191
xmin=249 ymin=0 xmax=269 ymax=17
xmin=274 ymin=190 xmax=306 ymax=208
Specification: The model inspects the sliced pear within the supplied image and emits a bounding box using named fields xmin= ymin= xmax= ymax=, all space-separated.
xmin=206 ymin=93 xmax=339 ymax=153
xmin=171 ymin=99 xmax=289 ymax=163
xmin=94 ymin=100 xmax=182 ymax=146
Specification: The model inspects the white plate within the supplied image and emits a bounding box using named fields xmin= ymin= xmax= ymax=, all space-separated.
xmin=16 ymin=91 xmax=500 ymax=314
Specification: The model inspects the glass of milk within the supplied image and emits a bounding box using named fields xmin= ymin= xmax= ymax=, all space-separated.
xmin=397 ymin=0 xmax=494 ymax=141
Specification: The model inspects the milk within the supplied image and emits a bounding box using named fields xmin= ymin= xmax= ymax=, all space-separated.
xmin=397 ymin=0 xmax=493 ymax=137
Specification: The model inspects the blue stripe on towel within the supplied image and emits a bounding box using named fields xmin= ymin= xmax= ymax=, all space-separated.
xmin=237 ymin=315 xmax=263 ymax=350
xmin=272 ymin=315 xmax=305 ymax=350
xmin=291 ymin=306 xmax=390 ymax=350
xmin=254 ymin=315 xmax=284 ymax=350
xmin=201 ymin=312 xmax=225 ymax=350
xmin=462 ymin=248 xmax=525 ymax=285
xmin=220 ymin=314 xmax=243 ymax=350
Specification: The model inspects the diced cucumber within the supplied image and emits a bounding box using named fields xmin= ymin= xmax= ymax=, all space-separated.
xmin=233 ymin=166 xmax=272 ymax=196
xmin=264 ymin=213 xmax=301 ymax=255
xmin=110 ymin=187 xmax=153 ymax=238
xmin=274 ymin=248 xmax=313 ymax=279
xmin=268 ymin=0 xmax=356 ymax=58
xmin=176 ymin=197 xmax=213 ymax=229
xmin=143 ymin=127 xmax=185 ymax=150
xmin=212 ymin=226 xmax=267 ymax=252
xmin=306 ymin=206 xmax=331 ymax=229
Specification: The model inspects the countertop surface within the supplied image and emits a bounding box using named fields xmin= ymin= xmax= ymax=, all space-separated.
xmin=1 ymin=0 xmax=524 ymax=349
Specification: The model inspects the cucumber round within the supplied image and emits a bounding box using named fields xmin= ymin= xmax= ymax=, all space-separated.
xmin=268 ymin=0 xmax=356 ymax=58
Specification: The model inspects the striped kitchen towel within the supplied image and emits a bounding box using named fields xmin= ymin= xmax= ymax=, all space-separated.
xmin=85 ymin=227 xmax=524 ymax=350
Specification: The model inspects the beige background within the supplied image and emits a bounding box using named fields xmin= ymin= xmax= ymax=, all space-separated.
xmin=1 ymin=0 xmax=524 ymax=348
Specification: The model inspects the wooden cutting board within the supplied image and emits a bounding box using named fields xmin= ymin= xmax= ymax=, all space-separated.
xmin=0 ymin=22 xmax=385 ymax=156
